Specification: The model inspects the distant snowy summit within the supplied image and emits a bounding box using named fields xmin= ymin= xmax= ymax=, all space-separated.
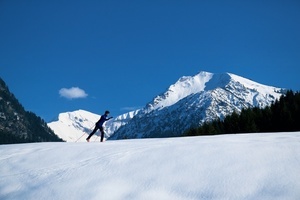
xmin=48 ymin=109 xmax=139 ymax=142
xmin=110 ymin=71 xmax=284 ymax=139
xmin=49 ymin=71 xmax=285 ymax=141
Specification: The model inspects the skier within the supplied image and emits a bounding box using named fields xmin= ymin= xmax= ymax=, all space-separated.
xmin=86 ymin=110 xmax=113 ymax=142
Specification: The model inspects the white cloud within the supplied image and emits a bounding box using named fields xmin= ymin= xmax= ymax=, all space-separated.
xmin=59 ymin=87 xmax=88 ymax=99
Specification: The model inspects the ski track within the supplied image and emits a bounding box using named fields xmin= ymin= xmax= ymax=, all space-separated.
xmin=1 ymin=132 xmax=300 ymax=200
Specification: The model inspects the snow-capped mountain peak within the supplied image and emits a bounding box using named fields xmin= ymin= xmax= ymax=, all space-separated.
xmin=110 ymin=71 xmax=284 ymax=139
xmin=56 ymin=109 xmax=99 ymax=126
xmin=147 ymin=71 xmax=213 ymax=111
xmin=48 ymin=110 xmax=100 ymax=142
xmin=147 ymin=71 xmax=282 ymax=113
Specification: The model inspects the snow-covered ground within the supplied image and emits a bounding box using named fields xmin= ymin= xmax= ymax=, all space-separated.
xmin=1 ymin=132 xmax=300 ymax=200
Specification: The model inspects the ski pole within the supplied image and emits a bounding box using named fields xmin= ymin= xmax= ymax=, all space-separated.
xmin=75 ymin=133 xmax=86 ymax=143
xmin=75 ymin=124 xmax=95 ymax=142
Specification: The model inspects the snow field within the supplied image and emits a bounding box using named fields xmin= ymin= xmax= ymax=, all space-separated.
xmin=1 ymin=132 xmax=300 ymax=200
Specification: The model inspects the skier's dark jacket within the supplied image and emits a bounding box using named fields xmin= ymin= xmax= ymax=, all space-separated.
xmin=96 ymin=114 xmax=110 ymax=127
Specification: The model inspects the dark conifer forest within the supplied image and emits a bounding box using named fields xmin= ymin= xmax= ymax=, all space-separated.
xmin=184 ymin=90 xmax=300 ymax=136
xmin=0 ymin=78 xmax=63 ymax=144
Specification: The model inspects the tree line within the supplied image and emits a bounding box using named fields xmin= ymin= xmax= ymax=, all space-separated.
xmin=184 ymin=90 xmax=300 ymax=136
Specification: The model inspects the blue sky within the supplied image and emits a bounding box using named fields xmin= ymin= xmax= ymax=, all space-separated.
xmin=1 ymin=0 xmax=300 ymax=122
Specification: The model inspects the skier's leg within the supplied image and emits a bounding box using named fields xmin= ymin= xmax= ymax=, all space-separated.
xmin=100 ymin=127 xmax=104 ymax=142
xmin=87 ymin=126 xmax=98 ymax=141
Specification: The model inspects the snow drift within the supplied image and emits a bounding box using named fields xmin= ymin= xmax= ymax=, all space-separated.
xmin=1 ymin=132 xmax=300 ymax=200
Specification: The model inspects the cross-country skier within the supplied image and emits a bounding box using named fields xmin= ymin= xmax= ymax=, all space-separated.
xmin=86 ymin=110 xmax=113 ymax=142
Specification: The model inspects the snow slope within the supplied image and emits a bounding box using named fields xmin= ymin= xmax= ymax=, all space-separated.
xmin=1 ymin=132 xmax=300 ymax=200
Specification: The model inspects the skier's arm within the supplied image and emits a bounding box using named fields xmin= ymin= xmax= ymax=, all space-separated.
xmin=105 ymin=116 xmax=113 ymax=121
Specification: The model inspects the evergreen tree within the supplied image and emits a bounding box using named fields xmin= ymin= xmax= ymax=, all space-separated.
xmin=183 ymin=90 xmax=300 ymax=137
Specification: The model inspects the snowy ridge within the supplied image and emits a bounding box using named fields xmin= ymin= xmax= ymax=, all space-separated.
xmin=227 ymin=73 xmax=283 ymax=107
xmin=1 ymin=132 xmax=300 ymax=199
xmin=147 ymin=71 xmax=213 ymax=111
xmin=148 ymin=71 xmax=283 ymax=114
xmin=110 ymin=71 xmax=284 ymax=139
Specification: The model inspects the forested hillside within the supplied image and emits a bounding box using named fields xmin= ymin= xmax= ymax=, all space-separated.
xmin=0 ymin=78 xmax=63 ymax=144
xmin=185 ymin=90 xmax=300 ymax=136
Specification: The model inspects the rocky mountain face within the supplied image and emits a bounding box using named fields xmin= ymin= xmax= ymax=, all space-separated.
xmin=109 ymin=72 xmax=284 ymax=139
xmin=0 ymin=78 xmax=63 ymax=144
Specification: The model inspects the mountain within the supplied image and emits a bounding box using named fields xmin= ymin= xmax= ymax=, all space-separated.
xmin=48 ymin=71 xmax=285 ymax=141
xmin=0 ymin=78 xmax=63 ymax=144
xmin=48 ymin=109 xmax=139 ymax=142
xmin=110 ymin=71 xmax=285 ymax=139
